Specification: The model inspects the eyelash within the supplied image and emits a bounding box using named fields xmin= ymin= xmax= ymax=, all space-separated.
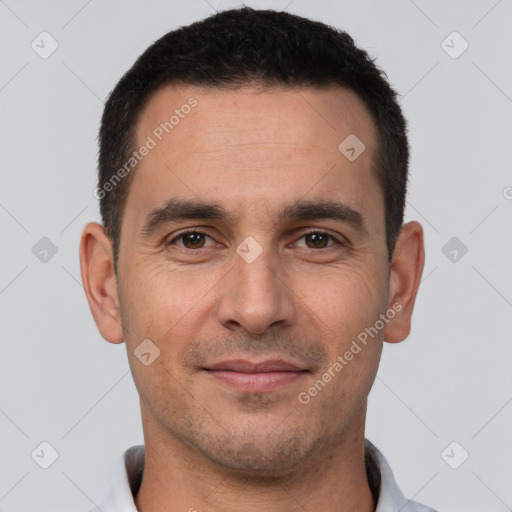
xmin=165 ymin=229 xmax=345 ymax=253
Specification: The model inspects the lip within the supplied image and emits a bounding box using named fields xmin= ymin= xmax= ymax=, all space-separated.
xmin=204 ymin=359 xmax=309 ymax=392
xmin=206 ymin=359 xmax=305 ymax=373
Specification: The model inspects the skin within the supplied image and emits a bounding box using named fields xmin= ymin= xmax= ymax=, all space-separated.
xmin=80 ymin=84 xmax=424 ymax=512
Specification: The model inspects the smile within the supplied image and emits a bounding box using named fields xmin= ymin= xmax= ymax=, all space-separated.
xmin=203 ymin=359 xmax=309 ymax=392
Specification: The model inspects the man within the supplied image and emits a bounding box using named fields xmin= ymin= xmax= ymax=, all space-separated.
xmin=80 ymin=7 xmax=437 ymax=512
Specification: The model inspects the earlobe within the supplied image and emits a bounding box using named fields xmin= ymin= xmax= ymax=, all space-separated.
xmin=79 ymin=222 xmax=124 ymax=344
xmin=383 ymin=221 xmax=425 ymax=344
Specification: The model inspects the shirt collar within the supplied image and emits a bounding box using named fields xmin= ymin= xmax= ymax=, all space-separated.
xmin=90 ymin=439 xmax=437 ymax=512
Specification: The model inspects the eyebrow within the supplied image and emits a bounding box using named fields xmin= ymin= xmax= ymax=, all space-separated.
xmin=140 ymin=198 xmax=368 ymax=236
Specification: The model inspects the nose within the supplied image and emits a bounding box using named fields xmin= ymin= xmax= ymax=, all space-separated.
xmin=215 ymin=243 xmax=297 ymax=335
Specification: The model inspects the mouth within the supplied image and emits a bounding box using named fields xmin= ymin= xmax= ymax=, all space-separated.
xmin=203 ymin=359 xmax=310 ymax=392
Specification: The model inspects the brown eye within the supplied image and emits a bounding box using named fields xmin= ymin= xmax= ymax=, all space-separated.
xmin=166 ymin=230 xmax=215 ymax=251
xmin=181 ymin=232 xmax=206 ymax=249
xmin=304 ymin=232 xmax=330 ymax=249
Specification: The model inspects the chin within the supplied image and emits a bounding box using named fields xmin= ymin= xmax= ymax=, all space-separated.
xmin=193 ymin=425 xmax=322 ymax=480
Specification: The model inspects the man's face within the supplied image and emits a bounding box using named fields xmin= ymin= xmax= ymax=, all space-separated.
xmin=116 ymin=84 xmax=389 ymax=475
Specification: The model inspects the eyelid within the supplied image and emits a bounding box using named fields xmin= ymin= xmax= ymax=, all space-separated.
xmin=292 ymin=229 xmax=346 ymax=248
xmin=166 ymin=228 xmax=217 ymax=248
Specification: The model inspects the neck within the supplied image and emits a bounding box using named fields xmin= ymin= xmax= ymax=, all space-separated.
xmin=134 ymin=407 xmax=376 ymax=512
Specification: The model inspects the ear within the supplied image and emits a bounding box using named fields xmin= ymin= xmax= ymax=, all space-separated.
xmin=383 ymin=221 xmax=425 ymax=344
xmin=79 ymin=221 xmax=124 ymax=344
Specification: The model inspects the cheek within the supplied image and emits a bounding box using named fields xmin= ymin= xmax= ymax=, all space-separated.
xmin=299 ymin=270 xmax=385 ymax=421
xmin=297 ymin=261 xmax=388 ymax=347
xmin=123 ymin=258 xmax=208 ymax=329
xmin=312 ymin=265 xmax=387 ymax=409
xmin=119 ymin=262 xmax=202 ymax=417
xmin=120 ymin=258 xmax=219 ymax=383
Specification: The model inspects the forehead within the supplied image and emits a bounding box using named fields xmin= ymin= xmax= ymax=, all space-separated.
xmin=136 ymin=83 xmax=376 ymax=157
xmin=125 ymin=84 xmax=381 ymax=231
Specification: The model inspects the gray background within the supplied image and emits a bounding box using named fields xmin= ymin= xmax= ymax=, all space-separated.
xmin=1 ymin=0 xmax=511 ymax=511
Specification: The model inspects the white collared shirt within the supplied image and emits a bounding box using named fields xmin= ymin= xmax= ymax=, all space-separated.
xmin=88 ymin=439 xmax=438 ymax=512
